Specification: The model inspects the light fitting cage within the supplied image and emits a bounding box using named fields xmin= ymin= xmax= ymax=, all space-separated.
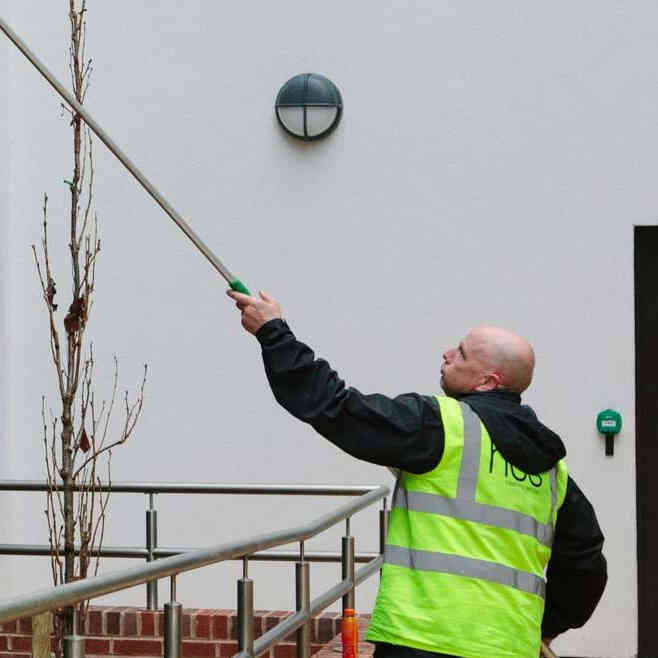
xmin=275 ymin=73 xmax=343 ymax=141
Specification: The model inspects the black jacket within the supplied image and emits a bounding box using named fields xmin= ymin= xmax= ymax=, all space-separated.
xmin=256 ymin=319 xmax=607 ymax=641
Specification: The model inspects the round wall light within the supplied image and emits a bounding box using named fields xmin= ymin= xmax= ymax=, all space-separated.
xmin=275 ymin=73 xmax=343 ymax=141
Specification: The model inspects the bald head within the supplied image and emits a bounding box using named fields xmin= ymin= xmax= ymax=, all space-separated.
xmin=467 ymin=326 xmax=535 ymax=393
xmin=441 ymin=326 xmax=535 ymax=395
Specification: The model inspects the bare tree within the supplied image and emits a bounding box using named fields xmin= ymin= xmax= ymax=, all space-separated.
xmin=32 ymin=3 xmax=147 ymax=655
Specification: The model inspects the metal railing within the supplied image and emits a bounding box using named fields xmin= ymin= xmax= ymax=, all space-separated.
xmin=0 ymin=480 xmax=388 ymax=609
xmin=0 ymin=481 xmax=390 ymax=658
xmin=0 ymin=481 xmax=559 ymax=658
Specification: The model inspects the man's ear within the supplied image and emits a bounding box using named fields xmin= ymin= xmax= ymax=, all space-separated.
xmin=474 ymin=372 xmax=502 ymax=392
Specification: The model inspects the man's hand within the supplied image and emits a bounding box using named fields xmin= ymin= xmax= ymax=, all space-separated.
xmin=540 ymin=639 xmax=556 ymax=658
xmin=227 ymin=290 xmax=282 ymax=335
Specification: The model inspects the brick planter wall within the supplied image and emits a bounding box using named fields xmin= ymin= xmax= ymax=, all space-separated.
xmin=0 ymin=607 xmax=371 ymax=658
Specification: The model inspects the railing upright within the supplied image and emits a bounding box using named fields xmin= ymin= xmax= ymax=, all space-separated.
xmin=145 ymin=493 xmax=158 ymax=610
xmin=341 ymin=518 xmax=355 ymax=612
xmin=63 ymin=607 xmax=84 ymax=658
xmin=295 ymin=542 xmax=311 ymax=658
xmin=164 ymin=576 xmax=182 ymax=658
xmin=379 ymin=499 xmax=388 ymax=556
xmin=379 ymin=498 xmax=390 ymax=580
xmin=238 ymin=557 xmax=254 ymax=657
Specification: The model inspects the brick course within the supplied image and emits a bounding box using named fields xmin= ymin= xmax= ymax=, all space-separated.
xmin=113 ymin=639 xmax=163 ymax=656
xmin=140 ymin=613 xmax=155 ymax=638
xmin=211 ymin=614 xmax=228 ymax=640
xmin=123 ymin=613 xmax=138 ymax=637
xmin=181 ymin=641 xmax=215 ymax=658
xmin=106 ymin=612 xmax=121 ymax=636
xmin=193 ymin=614 xmax=210 ymax=639
xmin=0 ymin=606 xmax=369 ymax=658
xmin=85 ymin=639 xmax=110 ymax=654
xmin=8 ymin=638 xmax=31 ymax=653
xmin=88 ymin=610 xmax=103 ymax=636
xmin=17 ymin=621 xmax=31 ymax=636
xmin=218 ymin=641 xmax=238 ymax=657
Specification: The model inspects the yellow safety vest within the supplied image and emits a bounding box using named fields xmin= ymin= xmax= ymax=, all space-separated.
xmin=367 ymin=396 xmax=568 ymax=658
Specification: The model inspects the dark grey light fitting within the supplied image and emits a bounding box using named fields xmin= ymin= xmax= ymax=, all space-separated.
xmin=275 ymin=73 xmax=343 ymax=141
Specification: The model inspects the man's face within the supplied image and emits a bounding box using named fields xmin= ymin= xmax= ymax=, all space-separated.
xmin=440 ymin=333 xmax=487 ymax=395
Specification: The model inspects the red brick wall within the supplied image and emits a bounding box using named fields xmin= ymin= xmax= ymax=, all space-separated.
xmin=0 ymin=607 xmax=370 ymax=658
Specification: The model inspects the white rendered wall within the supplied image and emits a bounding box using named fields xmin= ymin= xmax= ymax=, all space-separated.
xmin=4 ymin=2 xmax=655 ymax=657
xmin=0 ymin=1 xmax=13 ymax=598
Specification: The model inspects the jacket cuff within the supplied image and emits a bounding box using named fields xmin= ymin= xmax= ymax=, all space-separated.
xmin=541 ymin=611 xmax=566 ymax=639
xmin=256 ymin=318 xmax=291 ymax=346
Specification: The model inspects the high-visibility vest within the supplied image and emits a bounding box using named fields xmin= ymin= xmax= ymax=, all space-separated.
xmin=367 ymin=396 xmax=568 ymax=658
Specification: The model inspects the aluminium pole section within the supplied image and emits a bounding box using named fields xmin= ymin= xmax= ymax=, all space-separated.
xmin=0 ymin=16 xmax=250 ymax=294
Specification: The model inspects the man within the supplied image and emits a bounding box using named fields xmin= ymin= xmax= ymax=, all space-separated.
xmin=227 ymin=290 xmax=607 ymax=658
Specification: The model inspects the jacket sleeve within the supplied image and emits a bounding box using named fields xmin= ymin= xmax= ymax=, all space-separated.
xmin=541 ymin=476 xmax=608 ymax=638
xmin=256 ymin=319 xmax=444 ymax=474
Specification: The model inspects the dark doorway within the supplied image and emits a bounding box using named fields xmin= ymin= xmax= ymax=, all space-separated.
xmin=634 ymin=226 xmax=658 ymax=657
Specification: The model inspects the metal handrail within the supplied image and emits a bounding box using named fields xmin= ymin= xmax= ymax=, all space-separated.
xmin=0 ymin=545 xmax=149 ymax=559
xmin=0 ymin=484 xmax=388 ymax=623
xmin=0 ymin=544 xmax=379 ymax=562
xmin=0 ymin=480 xmax=380 ymax=495
xmin=0 ymin=481 xmax=558 ymax=658
xmin=0 ymin=479 xmax=387 ymax=612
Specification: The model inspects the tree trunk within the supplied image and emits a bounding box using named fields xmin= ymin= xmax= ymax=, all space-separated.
xmin=62 ymin=398 xmax=75 ymax=636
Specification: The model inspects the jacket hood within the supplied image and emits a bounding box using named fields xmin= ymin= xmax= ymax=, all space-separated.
xmin=456 ymin=390 xmax=566 ymax=474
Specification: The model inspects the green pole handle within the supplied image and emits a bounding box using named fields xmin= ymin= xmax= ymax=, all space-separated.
xmin=230 ymin=279 xmax=252 ymax=295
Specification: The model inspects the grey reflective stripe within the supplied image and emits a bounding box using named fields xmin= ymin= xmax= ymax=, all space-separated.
xmin=385 ymin=544 xmax=546 ymax=598
xmin=395 ymin=400 xmax=558 ymax=547
xmin=544 ymin=469 xmax=558 ymax=545
xmin=391 ymin=470 xmax=403 ymax=516
xmin=456 ymin=402 xmax=481 ymax=500
xmin=393 ymin=488 xmax=554 ymax=545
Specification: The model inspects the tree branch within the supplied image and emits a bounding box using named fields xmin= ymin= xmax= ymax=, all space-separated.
xmin=73 ymin=363 xmax=147 ymax=478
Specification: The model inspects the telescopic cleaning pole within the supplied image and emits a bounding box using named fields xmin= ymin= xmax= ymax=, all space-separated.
xmin=0 ymin=15 xmax=251 ymax=295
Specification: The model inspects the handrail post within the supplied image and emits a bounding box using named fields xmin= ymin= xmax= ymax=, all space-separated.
xmin=296 ymin=542 xmax=311 ymax=658
xmin=238 ymin=557 xmax=254 ymax=656
xmin=164 ymin=576 xmax=182 ymax=658
xmin=146 ymin=493 xmax=158 ymax=610
xmin=379 ymin=498 xmax=389 ymax=578
xmin=342 ymin=519 xmax=355 ymax=612
xmin=63 ymin=607 xmax=84 ymax=658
